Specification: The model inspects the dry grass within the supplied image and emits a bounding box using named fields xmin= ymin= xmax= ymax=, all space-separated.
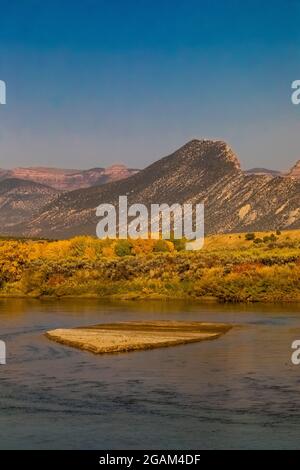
xmin=203 ymin=229 xmax=300 ymax=250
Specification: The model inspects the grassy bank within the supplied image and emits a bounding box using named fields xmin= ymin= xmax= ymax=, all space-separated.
xmin=0 ymin=230 xmax=300 ymax=302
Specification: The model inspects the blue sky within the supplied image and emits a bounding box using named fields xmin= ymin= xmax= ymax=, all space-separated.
xmin=0 ymin=0 xmax=299 ymax=170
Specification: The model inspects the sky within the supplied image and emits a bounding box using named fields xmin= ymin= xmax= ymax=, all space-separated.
xmin=0 ymin=0 xmax=299 ymax=171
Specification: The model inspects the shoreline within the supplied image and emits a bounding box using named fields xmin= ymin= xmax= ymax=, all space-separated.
xmin=0 ymin=294 xmax=300 ymax=305
xmin=1 ymin=293 xmax=300 ymax=304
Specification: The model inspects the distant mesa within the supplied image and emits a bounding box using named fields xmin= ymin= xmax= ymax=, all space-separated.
xmin=0 ymin=164 xmax=139 ymax=191
xmin=244 ymin=167 xmax=283 ymax=177
xmin=245 ymin=161 xmax=300 ymax=180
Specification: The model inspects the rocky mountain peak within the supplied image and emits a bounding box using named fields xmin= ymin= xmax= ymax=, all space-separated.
xmin=171 ymin=139 xmax=241 ymax=175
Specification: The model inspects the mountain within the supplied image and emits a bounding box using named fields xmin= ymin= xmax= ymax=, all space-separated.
xmin=245 ymin=161 xmax=300 ymax=179
xmin=0 ymin=178 xmax=61 ymax=229
xmin=286 ymin=160 xmax=300 ymax=179
xmin=0 ymin=165 xmax=139 ymax=191
xmin=92 ymin=165 xmax=140 ymax=186
xmin=3 ymin=139 xmax=300 ymax=239
xmin=245 ymin=167 xmax=282 ymax=177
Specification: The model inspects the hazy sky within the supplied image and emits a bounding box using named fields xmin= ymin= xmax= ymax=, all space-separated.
xmin=0 ymin=0 xmax=299 ymax=170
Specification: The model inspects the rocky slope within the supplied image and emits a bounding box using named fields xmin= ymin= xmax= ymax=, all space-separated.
xmin=3 ymin=139 xmax=299 ymax=239
xmin=0 ymin=179 xmax=61 ymax=229
xmin=0 ymin=165 xmax=139 ymax=191
xmin=286 ymin=160 xmax=300 ymax=179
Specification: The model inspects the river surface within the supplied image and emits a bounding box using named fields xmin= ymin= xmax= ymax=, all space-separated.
xmin=0 ymin=299 xmax=300 ymax=449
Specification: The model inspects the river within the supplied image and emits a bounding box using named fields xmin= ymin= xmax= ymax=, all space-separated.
xmin=0 ymin=299 xmax=299 ymax=449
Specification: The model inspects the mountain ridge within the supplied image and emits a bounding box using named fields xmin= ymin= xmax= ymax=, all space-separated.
xmin=2 ymin=139 xmax=299 ymax=239
xmin=0 ymin=164 xmax=139 ymax=191
xmin=0 ymin=178 xmax=61 ymax=229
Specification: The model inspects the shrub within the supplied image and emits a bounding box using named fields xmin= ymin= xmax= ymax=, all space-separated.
xmin=114 ymin=240 xmax=133 ymax=257
xmin=263 ymin=234 xmax=277 ymax=243
xmin=245 ymin=233 xmax=255 ymax=241
xmin=153 ymin=240 xmax=172 ymax=253
xmin=171 ymin=238 xmax=186 ymax=251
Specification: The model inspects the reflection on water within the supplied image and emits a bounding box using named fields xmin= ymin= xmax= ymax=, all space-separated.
xmin=0 ymin=299 xmax=300 ymax=449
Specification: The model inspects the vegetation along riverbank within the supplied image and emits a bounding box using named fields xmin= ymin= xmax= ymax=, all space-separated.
xmin=0 ymin=229 xmax=299 ymax=302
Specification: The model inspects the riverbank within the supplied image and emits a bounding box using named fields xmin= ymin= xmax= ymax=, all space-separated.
xmin=46 ymin=321 xmax=233 ymax=354
xmin=0 ymin=230 xmax=300 ymax=302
